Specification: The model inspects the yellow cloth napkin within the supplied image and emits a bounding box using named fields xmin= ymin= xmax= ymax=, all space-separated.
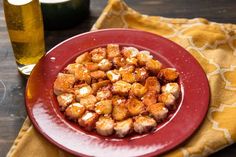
xmin=7 ymin=0 xmax=236 ymax=156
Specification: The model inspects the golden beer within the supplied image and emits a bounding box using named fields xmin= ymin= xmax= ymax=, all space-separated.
xmin=4 ymin=0 xmax=45 ymax=75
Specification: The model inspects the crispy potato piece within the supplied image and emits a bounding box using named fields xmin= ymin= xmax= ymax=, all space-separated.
xmin=98 ymin=59 xmax=112 ymax=71
xmin=112 ymin=95 xmax=126 ymax=106
xmin=73 ymin=83 xmax=88 ymax=89
xmin=126 ymin=57 xmax=138 ymax=66
xmin=121 ymin=72 xmax=136 ymax=83
xmin=158 ymin=93 xmax=176 ymax=109
xmin=145 ymin=77 xmax=161 ymax=93
xmin=119 ymin=65 xmax=135 ymax=74
xmin=147 ymin=103 xmax=168 ymax=122
xmin=79 ymin=95 xmax=97 ymax=110
xmin=96 ymin=115 xmax=114 ymax=136
xmin=74 ymin=64 xmax=91 ymax=84
xmin=84 ymin=62 xmax=99 ymax=71
xmin=78 ymin=111 xmax=99 ymax=131
xmin=161 ymin=83 xmax=180 ymax=98
xmin=65 ymin=63 xmax=77 ymax=74
xmin=134 ymin=68 xmax=149 ymax=82
xmin=113 ymin=57 xmax=126 ymax=67
xmin=75 ymin=52 xmax=91 ymax=63
xmin=112 ymin=103 xmax=129 ymax=121
xmin=90 ymin=70 xmax=106 ymax=79
xmin=65 ymin=103 xmax=86 ymax=120
xmin=133 ymin=116 xmax=157 ymax=134
xmin=101 ymin=84 xmax=112 ymax=91
xmin=146 ymin=59 xmax=162 ymax=73
xmin=130 ymin=83 xmax=147 ymax=98
xmin=141 ymin=91 xmax=157 ymax=106
xmin=90 ymin=47 xmax=106 ymax=63
xmin=121 ymin=47 xmax=138 ymax=58
xmin=137 ymin=50 xmax=153 ymax=66
xmin=57 ymin=93 xmax=75 ymax=111
xmin=158 ymin=68 xmax=179 ymax=83
xmin=106 ymin=70 xmax=121 ymax=82
xmin=96 ymin=89 xmax=112 ymax=101
xmin=107 ymin=44 xmax=120 ymax=59
xmin=127 ymin=98 xmax=145 ymax=116
xmin=114 ymin=118 xmax=133 ymax=138
xmin=95 ymin=100 xmax=113 ymax=114
xmin=75 ymin=85 xmax=93 ymax=100
xmin=112 ymin=80 xmax=132 ymax=96
xmin=54 ymin=73 xmax=76 ymax=95
xmin=91 ymin=80 xmax=111 ymax=93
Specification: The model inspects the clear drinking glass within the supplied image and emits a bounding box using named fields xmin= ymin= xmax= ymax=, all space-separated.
xmin=4 ymin=0 xmax=45 ymax=76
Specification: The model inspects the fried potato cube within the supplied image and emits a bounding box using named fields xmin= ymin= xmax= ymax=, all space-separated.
xmin=147 ymin=103 xmax=168 ymax=122
xmin=145 ymin=77 xmax=161 ymax=93
xmin=130 ymin=83 xmax=147 ymax=98
xmin=54 ymin=73 xmax=76 ymax=95
xmin=161 ymin=83 xmax=180 ymax=98
xmin=107 ymin=44 xmax=120 ymax=59
xmin=158 ymin=93 xmax=176 ymax=109
xmin=112 ymin=80 xmax=132 ymax=96
xmin=112 ymin=95 xmax=126 ymax=106
xmin=79 ymin=95 xmax=97 ymax=110
xmin=75 ymin=52 xmax=91 ymax=63
xmin=91 ymin=80 xmax=111 ymax=93
xmin=74 ymin=64 xmax=91 ymax=84
xmin=98 ymin=59 xmax=112 ymax=71
xmin=112 ymin=103 xmax=129 ymax=121
xmin=65 ymin=103 xmax=86 ymax=120
xmin=101 ymin=84 xmax=112 ymax=91
xmin=141 ymin=91 xmax=157 ymax=106
xmin=65 ymin=63 xmax=77 ymax=74
xmin=127 ymin=98 xmax=145 ymax=116
xmin=114 ymin=118 xmax=133 ymax=138
xmin=133 ymin=116 xmax=157 ymax=134
xmin=75 ymin=85 xmax=93 ymax=100
xmin=96 ymin=89 xmax=112 ymax=101
xmin=78 ymin=111 xmax=99 ymax=131
xmin=126 ymin=57 xmax=138 ymax=66
xmin=90 ymin=70 xmax=106 ymax=79
xmin=90 ymin=47 xmax=106 ymax=63
xmin=119 ymin=65 xmax=135 ymax=74
xmin=121 ymin=72 xmax=136 ymax=83
xmin=57 ymin=93 xmax=75 ymax=111
xmin=146 ymin=59 xmax=162 ymax=73
xmin=84 ymin=62 xmax=99 ymax=71
xmin=73 ymin=83 xmax=88 ymax=89
xmin=137 ymin=50 xmax=153 ymax=66
xmin=95 ymin=100 xmax=113 ymax=114
xmin=113 ymin=57 xmax=126 ymax=67
xmin=121 ymin=47 xmax=139 ymax=58
xmin=106 ymin=70 xmax=121 ymax=82
xmin=158 ymin=68 xmax=179 ymax=82
xmin=134 ymin=68 xmax=148 ymax=82
xmin=96 ymin=115 xmax=114 ymax=136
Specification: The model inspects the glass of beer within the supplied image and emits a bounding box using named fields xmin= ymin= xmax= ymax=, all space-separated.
xmin=4 ymin=0 xmax=45 ymax=76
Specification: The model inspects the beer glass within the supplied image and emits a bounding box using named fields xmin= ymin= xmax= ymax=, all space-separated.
xmin=4 ymin=0 xmax=45 ymax=76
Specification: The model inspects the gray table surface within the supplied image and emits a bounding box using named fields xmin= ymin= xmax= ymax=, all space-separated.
xmin=0 ymin=0 xmax=236 ymax=156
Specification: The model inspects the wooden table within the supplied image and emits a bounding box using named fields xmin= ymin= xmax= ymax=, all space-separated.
xmin=0 ymin=0 xmax=235 ymax=156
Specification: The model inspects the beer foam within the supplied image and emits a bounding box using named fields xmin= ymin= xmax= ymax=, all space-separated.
xmin=8 ymin=0 xmax=32 ymax=5
xmin=40 ymin=0 xmax=69 ymax=3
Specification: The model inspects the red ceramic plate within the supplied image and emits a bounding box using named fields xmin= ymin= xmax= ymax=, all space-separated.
xmin=25 ymin=29 xmax=209 ymax=157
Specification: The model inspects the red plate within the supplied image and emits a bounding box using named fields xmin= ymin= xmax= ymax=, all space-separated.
xmin=25 ymin=29 xmax=210 ymax=157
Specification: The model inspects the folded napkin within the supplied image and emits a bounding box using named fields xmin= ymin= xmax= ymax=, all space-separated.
xmin=7 ymin=0 xmax=236 ymax=156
